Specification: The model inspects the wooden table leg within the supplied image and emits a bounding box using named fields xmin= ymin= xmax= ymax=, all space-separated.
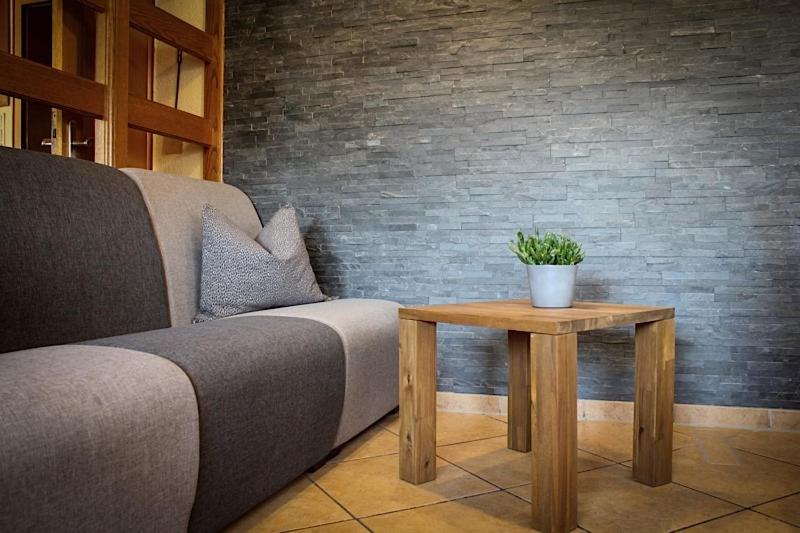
xmin=531 ymin=333 xmax=578 ymax=533
xmin=633 ymin=318 xmax=676 ymax=486
xmin=399 ymin=318 xmax=437 ymax=484
xmin=508 ymin=330 xmax=531 ymax=452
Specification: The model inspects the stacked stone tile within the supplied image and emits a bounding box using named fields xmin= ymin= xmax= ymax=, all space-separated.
xmin=224 ymin=0 xmax=800 ymax=409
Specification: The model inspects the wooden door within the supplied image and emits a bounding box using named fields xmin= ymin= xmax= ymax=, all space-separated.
xmin=0 ymin=0 xmax=224 ymax=180
xmin=10 ymin=0 xmax=97 ymax=160
xmin=51 ymin=0 xmax=97 ymax=160
xmin=17 ymin=0 xmax=52 ymax=154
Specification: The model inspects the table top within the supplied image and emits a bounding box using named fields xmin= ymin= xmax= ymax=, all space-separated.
xmin=399 ymin=300 xmax=674 ymax=335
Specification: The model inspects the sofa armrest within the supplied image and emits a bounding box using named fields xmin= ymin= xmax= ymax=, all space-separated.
xmin=0 ymin=345 xmax=199 ymax=533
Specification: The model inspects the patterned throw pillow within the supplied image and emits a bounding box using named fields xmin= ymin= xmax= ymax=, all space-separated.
xmin=194 ymin=204 xmax=326 ymax=322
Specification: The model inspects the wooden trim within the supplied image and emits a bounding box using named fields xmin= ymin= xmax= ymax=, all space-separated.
xmin=128 ymin=95 xmax=211 ymax=146
xmin=130 ymin=0 xmax=214 ymax=63
xmin=51 ymin=0 xmax=65 ymax=155
xmin=0 ymin=51 xmax=104 ymax=117
xmin=75 ymin=0 xmax=106 ymax=12
xmin=3 ymin=0 xmax=223 ymax=170
xmin=102 ymin=0 xmax=129 ymax=167
xmin=202 ymin=0 xmax=223 ymax=181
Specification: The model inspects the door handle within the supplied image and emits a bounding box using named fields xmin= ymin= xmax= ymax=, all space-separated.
xmin=67 ymin=120 xmax=93 ymax=157
xmin=41 ymin=123 xmax=93 ymax=155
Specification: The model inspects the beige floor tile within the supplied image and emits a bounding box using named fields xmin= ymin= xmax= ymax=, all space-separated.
xmin=677 ymin=427 xmax=742 ymax=465
xmin=578 ymin=421 xmax=692 ymax=462
xmin=293 ymin=520 xmax=368 ymax=533
xmin=683 ymin=510 xmax=798 ymax=532
xmin=309 ymin=453 xmax=496 ymax=518
xmin=673 ymin=444 xmax=800 ymax=507
xmin=507 ymin=465 xmax=738 ymax=533
xmin=363 ymin=491 xmax=561 ymax=533
xmin=377 ymin=412 xmax=398 ymax=432
xmin=382 ymin=411 xmax=508 ymax=446
xmin=437 ymin=435 xmax=613 ymax=488
xmin=728 ymin=430 xmax=800 ymax=466
xmin=331 ymin=425 xmax=397 ymax=463
xmin=754 ymin=493 xmax=800 ymax=527
xmin=226 ymin=477 xmax=350 ymax=533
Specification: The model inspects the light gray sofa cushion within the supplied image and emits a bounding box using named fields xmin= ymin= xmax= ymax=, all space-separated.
xmin=195 ymin=205 xmax=325 ymax=322
xmin=121 ymin=168 xmax=263 ymax=326
xmin=236 ymin=298 xmax=401 ymax=446
xmin=0 ymin=345 xmax=199 ymax=533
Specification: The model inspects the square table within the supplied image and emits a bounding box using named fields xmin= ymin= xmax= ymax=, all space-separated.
xmin=397 ymin=300 xmax=676 ymax=533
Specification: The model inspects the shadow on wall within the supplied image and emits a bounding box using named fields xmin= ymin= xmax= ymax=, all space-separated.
xmin=304 ymin=217 xmax=344 ymax=298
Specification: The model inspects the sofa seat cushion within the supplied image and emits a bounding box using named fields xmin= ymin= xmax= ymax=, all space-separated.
xmin=86 ymin=316 xmax=345 ymax=533
xmin=236 ymin=298 xmax=401 ymax=446
xmin=0 ymin=345 xmax=199 ymax=533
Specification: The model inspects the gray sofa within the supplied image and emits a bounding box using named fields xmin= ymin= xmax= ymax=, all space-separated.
xmin=0 ymin=148 xmax=400 ymax=533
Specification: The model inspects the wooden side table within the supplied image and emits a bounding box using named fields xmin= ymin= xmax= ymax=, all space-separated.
xmin=397 ymin=300 xmax=676 ymax=533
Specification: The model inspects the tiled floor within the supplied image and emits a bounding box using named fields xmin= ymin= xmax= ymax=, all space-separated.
xmin=227 ymin=411 xmax=800 ymax=533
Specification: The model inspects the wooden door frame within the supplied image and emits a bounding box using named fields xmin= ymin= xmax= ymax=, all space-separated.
xmin=11 ymin=0 xmax=46 ymax=150
xmin=0 ymin=0 xmax=224 ymax=181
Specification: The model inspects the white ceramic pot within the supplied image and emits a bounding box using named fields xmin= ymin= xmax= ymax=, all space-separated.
xmin=526 ymin=264 xmax=578 ymax=308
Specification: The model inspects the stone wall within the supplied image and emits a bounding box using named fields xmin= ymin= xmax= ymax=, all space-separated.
xmin=224 ymin=0 xmax=800 ymax=409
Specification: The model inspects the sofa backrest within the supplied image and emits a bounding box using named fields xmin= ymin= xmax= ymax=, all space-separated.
xmin=121 ymin=168 xmax=262 ymax=326
xmin=0 ymin=148 xmax=171 ymax=354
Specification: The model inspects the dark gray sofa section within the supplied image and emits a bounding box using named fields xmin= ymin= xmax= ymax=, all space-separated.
xmin=87 ymin=317 xmax=346 ymax=533
xmin=0 ymin=147 xmax=171 ymax=354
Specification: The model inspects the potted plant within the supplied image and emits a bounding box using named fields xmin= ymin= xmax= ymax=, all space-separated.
xmin=509 ymin=230 xmax=585 ymax=308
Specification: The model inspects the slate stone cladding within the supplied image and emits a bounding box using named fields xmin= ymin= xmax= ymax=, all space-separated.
xmin=224 ymin=0 xmax=800 ymax=409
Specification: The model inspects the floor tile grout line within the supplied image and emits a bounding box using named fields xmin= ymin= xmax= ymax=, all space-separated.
xmin=501 ymin=488 xmax=592 ymax=533
xmin=308 ymin=451 xmax=507 ymax=525
xmin=441 ymin=457 xmax=622 ymax=495
xmin=437 ymin=433 xmax=510 ymax=447
xmin=668 ymin=508 xmax=747 ymax=532
xmin=672 ymin=471 xmax=800 ymax=513
xmin=382 ymin=428 xmax=509 ymax=448
xmin=749 ymin=506 xmax=800 ymax=529
xmin=331 ymin=450 xmax=399 ymax=464
xmin=669 ymin=478 xmax=746 ymax=509
xmin=356 ymin=517 xmax=376 ymax=533
xmin=746 ymin=488 xmax=800 ymax=509
xmin=352 ymin=487 xmax=506 ymax=522
xmin=730 ymin=446 xmax=800 ymax=468
xmin=436 ymin=454 xmax=509 ymax=492
xmin=306 ymin=475 xmax=362 ymax=526
xmin=581 ymin=462 xmax=623 ymax=475
xmin=279 ymin=517 xmax=356 ymax=533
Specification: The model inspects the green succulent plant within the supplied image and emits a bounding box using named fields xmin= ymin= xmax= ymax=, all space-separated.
xmin=509 ymin=230 xmax=585 ymax=266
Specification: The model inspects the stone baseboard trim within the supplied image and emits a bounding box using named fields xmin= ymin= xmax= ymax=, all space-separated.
xmin=437 ymin=392 xmax=799 ymax=432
